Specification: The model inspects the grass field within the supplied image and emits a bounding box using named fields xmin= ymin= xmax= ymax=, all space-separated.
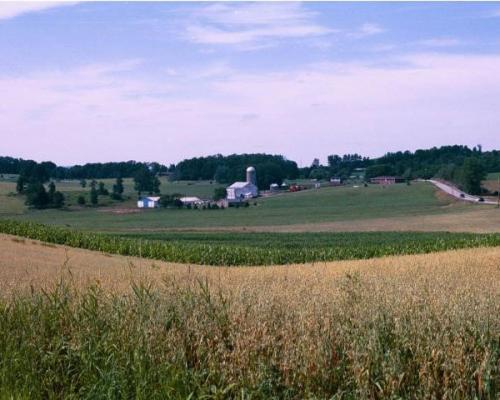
xmin=0 ymin=176 xmax=223 ymax=212
xmin=3 ymin=180 xmax=497 ymax=232
xmin=2 ymin=174 xmax=499 ymax=233
xmin=0 ymin=234 xmax=498 ymax=398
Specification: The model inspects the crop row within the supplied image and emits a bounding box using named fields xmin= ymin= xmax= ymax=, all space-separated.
xmin=1 ymin=220 xmax=499 ymax=266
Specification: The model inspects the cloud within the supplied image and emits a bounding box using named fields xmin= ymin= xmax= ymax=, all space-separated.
xmin=416 ymin=37 xmax=465 ymax=47
xmin=0 ymin=1 xmax=76 ymax=21
xmin=1 ymin=54 xmax=500 ymax=165
xmin=182 ymin=3 xmax=334 ymax=49
xmin=349 ymin=23 xmax=385 ymax=39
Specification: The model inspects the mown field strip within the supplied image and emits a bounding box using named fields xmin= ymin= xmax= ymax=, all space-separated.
xmin=1 ymin=220 xmax=500 ymax=266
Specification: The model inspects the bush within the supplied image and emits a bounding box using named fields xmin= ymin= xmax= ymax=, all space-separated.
xmin=77 ymin=195 xmax=86 ymax=206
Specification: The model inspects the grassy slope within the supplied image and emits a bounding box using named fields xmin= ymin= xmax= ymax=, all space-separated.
xmin=0 ymin=234 xmax=498 ymax=398
xmin=483 ymin=172 xmax=500 ymax=193
xmin=2 ymin=182 xmax=476 ymax=231
xmin=0 ymin=177 xmax=223 ymax=214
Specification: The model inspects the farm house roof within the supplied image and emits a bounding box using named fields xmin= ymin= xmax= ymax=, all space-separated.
xmin=228 ymin=182 xmax=255 ymax=189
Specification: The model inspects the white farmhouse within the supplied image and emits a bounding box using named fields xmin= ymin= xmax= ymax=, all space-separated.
xmin=226 ymin=166 xmax=258 ymax=203
xmin=137 ymin=196 xmax=160 ymax=208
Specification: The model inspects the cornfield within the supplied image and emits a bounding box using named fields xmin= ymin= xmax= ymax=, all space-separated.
xmin=1 ymin=219 xmax=500 ymax=265
xmin=0 ymin=245 xmax=498 ymax=399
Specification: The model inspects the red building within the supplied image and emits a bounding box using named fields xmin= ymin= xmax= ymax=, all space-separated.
xmin=370 ymin=176 xmax=404 ymax=185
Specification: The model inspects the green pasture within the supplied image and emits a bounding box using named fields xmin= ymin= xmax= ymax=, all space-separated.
xmin=0 ymin=177 xmax=223 ymax=215
xmin=2 ymin=182 xmax=475 ymax=232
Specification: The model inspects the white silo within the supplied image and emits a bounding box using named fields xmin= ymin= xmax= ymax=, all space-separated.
xmin=246 ymin=166 xmax=256 ymax=185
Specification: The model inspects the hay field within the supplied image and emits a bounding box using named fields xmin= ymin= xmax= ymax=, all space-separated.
xmin=0 ymin=234 xmax=498 ymax=398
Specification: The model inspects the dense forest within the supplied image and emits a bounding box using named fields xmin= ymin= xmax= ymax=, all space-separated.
xmin=174 ymin=154 xmax=299 ymax=190
xmin=0 ymin=158 xmax=168 ymax=180
xmin=1 ymin=145 xmax=499 ymax=194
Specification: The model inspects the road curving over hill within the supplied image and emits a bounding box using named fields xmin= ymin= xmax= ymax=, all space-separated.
xmin=428 ymin=179 xmax=497 ymax=205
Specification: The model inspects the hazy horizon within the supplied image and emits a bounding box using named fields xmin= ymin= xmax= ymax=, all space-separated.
xmin=1 ymin=1 xmax=500 ymax=166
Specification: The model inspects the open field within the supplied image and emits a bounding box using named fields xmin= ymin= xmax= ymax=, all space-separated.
xmin=3 ymin=181 xmax=499 ymax=233
xmin=0 ymin=176 xmax=223 ymax=212
xmin=0 ymin=234 xmax=498 ymax=398
xmin=2 ymin=175 xmax=499 ymax=233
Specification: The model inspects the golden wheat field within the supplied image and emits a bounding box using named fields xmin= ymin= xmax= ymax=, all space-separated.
xmin=1 ymin=233 xmax=499 ymax=398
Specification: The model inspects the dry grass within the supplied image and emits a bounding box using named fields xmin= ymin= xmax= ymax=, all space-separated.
xmin=161 ymin=207 xmax=500 ymax=233
xmin=1 ymin=233 xmax=499 ymax=294
xmin=0 ymin=234 xmax=499 ymax=398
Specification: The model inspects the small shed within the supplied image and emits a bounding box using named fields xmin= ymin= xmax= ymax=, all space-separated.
xmin=137 ymin=196 xmax=160 ymax=208
xmin=180 ymin=196 xmax=204 ymax=206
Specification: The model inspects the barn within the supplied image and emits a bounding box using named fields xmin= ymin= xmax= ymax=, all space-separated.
xmin=370 ymin=176 xmax=404 ymax=185
xmin=226 ymin=166 xmax=258 ymax=203
xmin=226 ymin=181 xmax=258 ymax=202
xmin=137 ymin=196 xmax=160 ymax=208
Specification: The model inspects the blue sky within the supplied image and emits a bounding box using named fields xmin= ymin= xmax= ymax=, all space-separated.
xmin=1 ymin=2 xmax=500 ymax=166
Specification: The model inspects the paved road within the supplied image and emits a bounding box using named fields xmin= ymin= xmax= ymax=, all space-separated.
xmin=427 ymin=179 xmax=497 ymax=205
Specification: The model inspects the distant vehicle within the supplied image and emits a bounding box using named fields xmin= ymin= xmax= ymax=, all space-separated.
xmin=289 ymin=184 xmax=304 ymax=192
xmin=478 ymin=197 xmax=484 ymax=202
xmin=460 ymin=193 xmax=465 ymax=198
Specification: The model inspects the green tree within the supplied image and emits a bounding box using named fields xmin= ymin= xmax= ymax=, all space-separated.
xmin=214 ymin=165 xmax=230 ymax=183
xmin=159 ymin=193 xmax=182 ymax=208
xmin=52 ymin=191 xmax=65 ymax=208
xmin=90 ymin=186 xmax=98 ymax=206
xmin=97 ymin=181 xmax=109 ymax=196
xmin=111 ymin=177 xmax=124 ymax=200
xmin=460 ymin=157 xmax=486 ymax=195
xmin=80 ymin=179 xmax=87 ymax=188
xmin=77 ymin=195 xmax=86 ymax=206
xmin=16 ymin=176 xmax=25 ymax=194
xmin=48 ymin=182 xmax=56 ymax=203
xmin=24 ymin=183 xmax=49 ymax=209
xmin=213 ymin=187 xmax=227 ymax=201
xmin=134 ymin=168 xmax=160 ymax=195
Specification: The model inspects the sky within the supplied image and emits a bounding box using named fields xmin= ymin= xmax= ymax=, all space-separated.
xmin=1 ymin=1 xmax=500 ymax=166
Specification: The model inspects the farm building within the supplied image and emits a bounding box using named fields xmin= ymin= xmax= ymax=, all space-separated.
xmin=180 ymin=196 xmax=204 ymax=206
xmin=330 ymin=177 xmax=342 ymax=186
xmin=226 ymin=166 xmax=258 ymax=203
xmin=137 ymin=196 xmax=160 ymax=208
xmin=370 ymin=176 xmax=405 ymax=185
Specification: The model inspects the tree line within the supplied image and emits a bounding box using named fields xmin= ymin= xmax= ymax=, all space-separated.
xmin=174 ymin=153 xmax=299 ymax=190
xmin=0 ymin=157 xmax=169 ymax=180
xmin=301 ymin=145 xmax=498 ymax=195
xmin=2 ymin=145 xmax=499 ymax=196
